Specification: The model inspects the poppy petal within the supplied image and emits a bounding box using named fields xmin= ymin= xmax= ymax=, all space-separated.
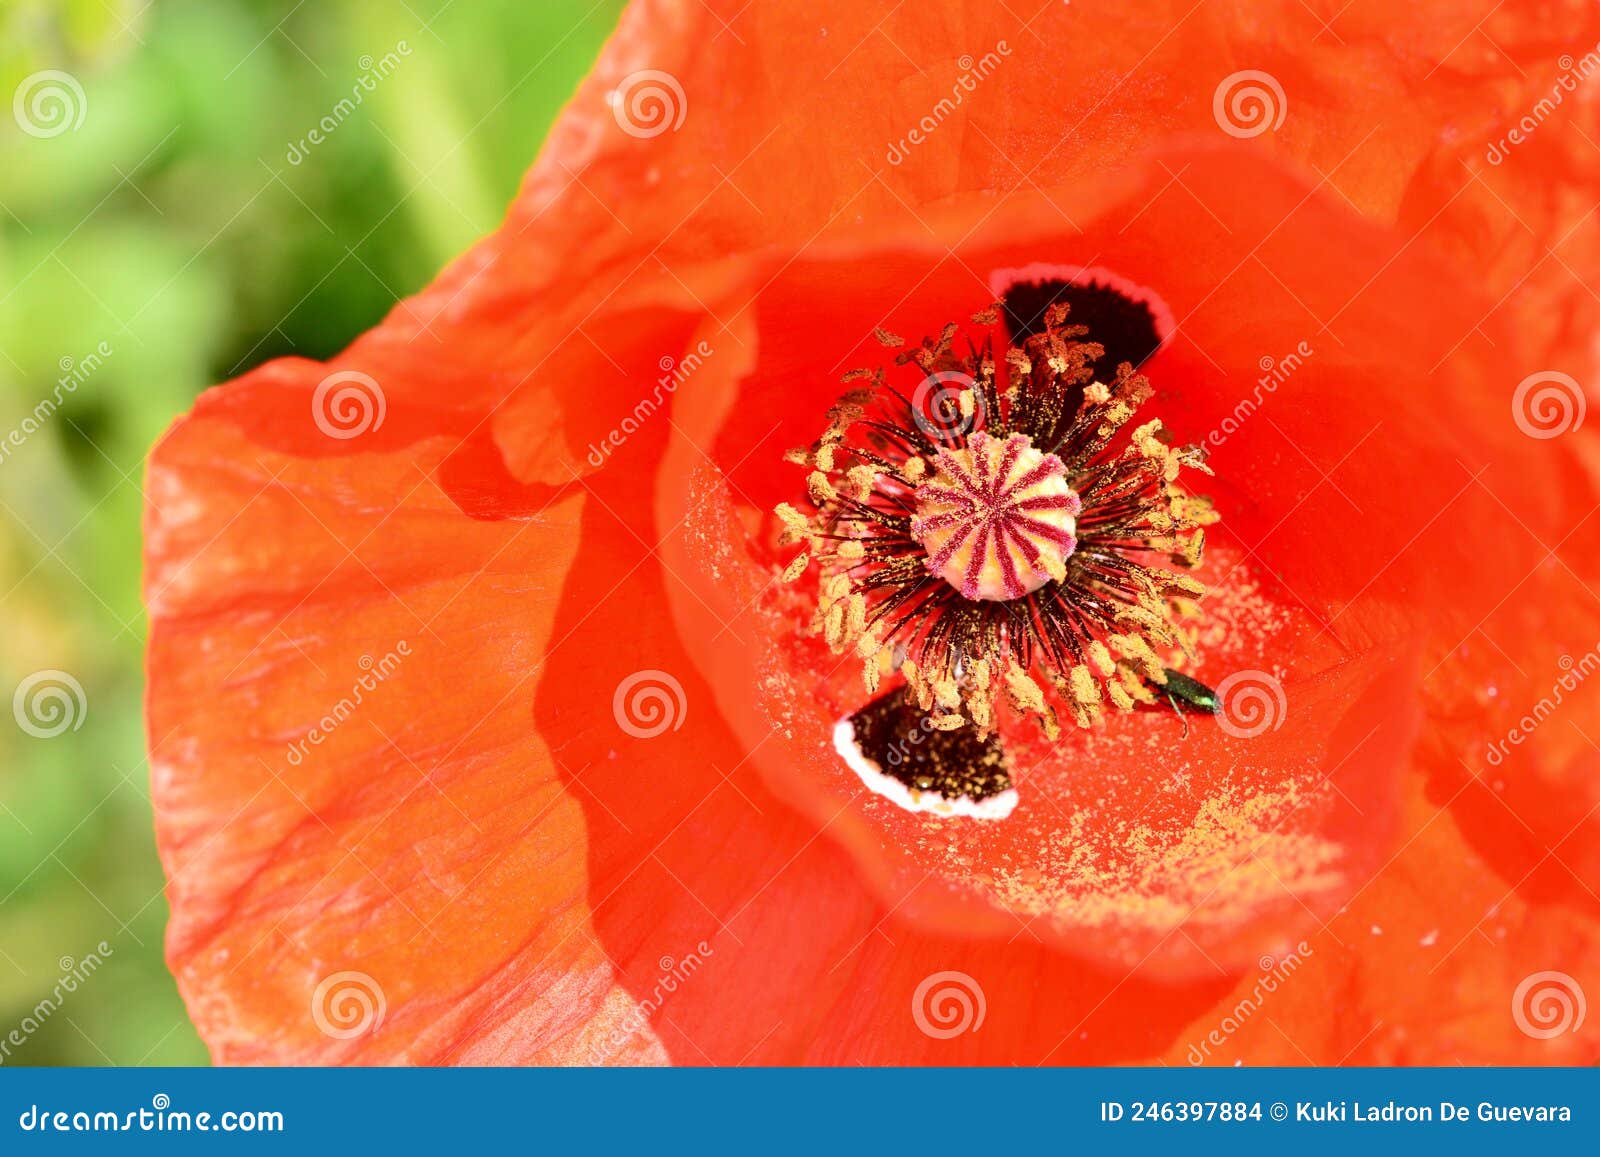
xmin=1163 ymin=779 xmax=1600 ymax=1065
xmin=145 ymin=369 xmax=657 ymax=1063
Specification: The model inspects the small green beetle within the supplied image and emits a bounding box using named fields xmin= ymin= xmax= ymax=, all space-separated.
xmin=1154 ymin=668 xmax=1219 ymax=737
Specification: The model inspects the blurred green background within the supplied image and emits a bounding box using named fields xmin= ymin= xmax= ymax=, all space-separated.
xmin=0 ymin=0 xmax=622 ymax=1064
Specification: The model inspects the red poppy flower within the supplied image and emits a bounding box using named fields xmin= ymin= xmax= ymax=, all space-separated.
xmin=146 ymin=0 xmax=1600 ymax=1064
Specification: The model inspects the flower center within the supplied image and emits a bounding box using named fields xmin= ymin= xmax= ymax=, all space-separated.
xmin=910 ymin=431 xmax=1080 ymax=601
xmin=774 ymin=297 xmax=1217 ymax=739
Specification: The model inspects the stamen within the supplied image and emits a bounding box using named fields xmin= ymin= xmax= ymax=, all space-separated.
xmin=777 ymin=299 xmax=1218 ymax=741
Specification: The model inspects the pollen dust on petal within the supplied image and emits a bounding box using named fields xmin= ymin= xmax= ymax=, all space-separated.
xmin=936 ymin=774 xmax=1346 ymax=935
xmin=1182 ymin=546 xmax=1291 ymax=658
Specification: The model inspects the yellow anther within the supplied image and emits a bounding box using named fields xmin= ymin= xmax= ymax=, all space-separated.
xmin=1005 ymin=668 xmax=1047 ymax=716
xmin=807 ymin=471 xmax=836 ymax=504
xmin=824 ymin=602 xmax=844 ymax=649
xmin=846 ymin=593 xmax=867 ymax=638
xmin=775 ymin=503 xmax=808 ymax=531
xmin=1069 ymin=664 xmax=1101 ymax=706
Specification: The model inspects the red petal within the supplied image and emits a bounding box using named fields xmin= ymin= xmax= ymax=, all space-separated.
xmin=1163 ymin=778 xmax=1600 ymax=1065
xmin=145 ymin=291 xmax=704 ymax=1062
